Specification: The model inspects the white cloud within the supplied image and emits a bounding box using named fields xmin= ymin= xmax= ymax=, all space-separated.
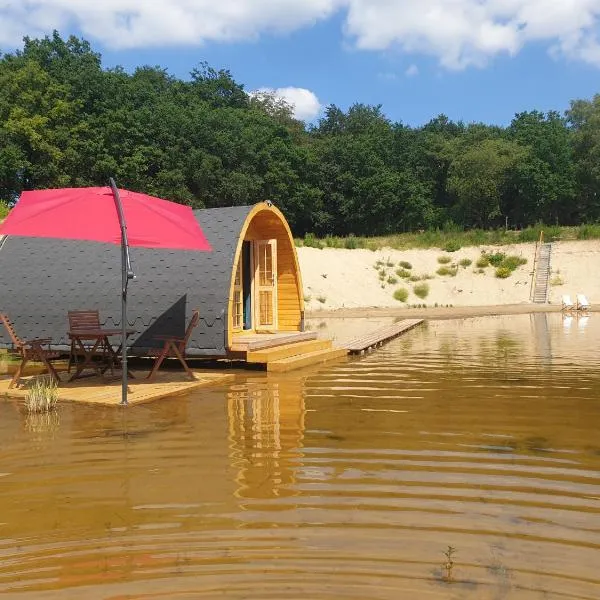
xmin=405 ymin=64 xmax=419 ymax=77
xmin=252 ymin=86 xmax=322 ymax=121
xmin=344 ymin=0 xmax=600 ymax=69
xmin=0 ymin=0 xmax=343 ymax=49
xmin=3 ymin=0 xmax=600 ymax=69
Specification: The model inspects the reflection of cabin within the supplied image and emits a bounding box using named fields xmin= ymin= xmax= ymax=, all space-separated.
xmin=0 ymin=202 xmax=346 ymax=371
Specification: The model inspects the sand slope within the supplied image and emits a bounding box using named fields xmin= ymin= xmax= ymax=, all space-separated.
xmin=298 ymin=240 xmax=599 ymax=311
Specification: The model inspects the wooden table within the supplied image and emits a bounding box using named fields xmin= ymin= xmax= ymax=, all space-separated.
xmin=68 ymin=328 xmax=135 ymax=382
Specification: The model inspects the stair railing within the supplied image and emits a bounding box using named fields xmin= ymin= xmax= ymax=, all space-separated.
xmin=529 ymin=230 xmax=544 ymax=301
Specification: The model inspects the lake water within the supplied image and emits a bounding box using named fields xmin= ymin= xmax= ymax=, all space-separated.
xmin=1 ymin=313 xmax=599 ymax=599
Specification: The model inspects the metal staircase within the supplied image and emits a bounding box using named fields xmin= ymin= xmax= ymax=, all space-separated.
xmin=532 ymin=242 xmax=552 ymax=303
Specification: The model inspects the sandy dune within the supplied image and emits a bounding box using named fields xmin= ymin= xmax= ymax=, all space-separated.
xmin=298 ymin=240 xmax=599 ymax=313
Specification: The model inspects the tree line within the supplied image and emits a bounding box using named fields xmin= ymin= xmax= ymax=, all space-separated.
xmin=2 ymin=32 xmax=600 ymax=236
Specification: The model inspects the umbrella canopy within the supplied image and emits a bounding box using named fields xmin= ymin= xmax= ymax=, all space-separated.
xmin=0 ymin=187 xmax=211 ymax=251
xmin=0 ymin=183 xmax=212 ymax=405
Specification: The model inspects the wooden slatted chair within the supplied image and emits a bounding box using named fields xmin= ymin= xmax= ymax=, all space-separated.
xmin=146 ymin=310 xmax=200 ymax=381
xmin=0 ymin=313 xmax=61 ymax=389
xmin=67 ymin=310 xmax=102 ymax=373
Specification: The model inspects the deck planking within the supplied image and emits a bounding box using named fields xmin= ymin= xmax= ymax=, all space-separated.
xmin=0 ymin=369 xmax=235 ymax=406
xmin=230 ymin=330 xmax=317 ymax=352
xmin=344 ymin=319 xmax=424 ymax=354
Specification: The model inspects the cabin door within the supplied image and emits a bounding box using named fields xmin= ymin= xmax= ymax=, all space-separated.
xmin=254 ymin=239 xmax=277 ymax=331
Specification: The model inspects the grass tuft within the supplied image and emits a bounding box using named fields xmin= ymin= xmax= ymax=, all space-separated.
xmin=437 ymin=265 xmax=458 ymax=277
xmin=26 ymin=376 xmax=59 ymax=413
xmin=413 ymin=282 xmax=430 ymax=299
xmin=393 ymin=288 xmax=409 ymax=302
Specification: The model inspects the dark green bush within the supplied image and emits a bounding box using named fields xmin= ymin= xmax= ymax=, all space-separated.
xmin=488 ymin=252 xmax=506 ymax=266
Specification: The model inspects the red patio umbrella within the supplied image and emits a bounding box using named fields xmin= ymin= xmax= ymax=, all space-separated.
xmin=0 ymin=179 xmax=212 ymax=404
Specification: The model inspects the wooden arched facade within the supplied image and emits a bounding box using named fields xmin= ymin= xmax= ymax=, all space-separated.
xmin=226 ymin=203 xmax=304 ymax=349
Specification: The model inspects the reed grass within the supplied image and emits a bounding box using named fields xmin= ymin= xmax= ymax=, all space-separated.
xmin=26 ymin=376 xmax=59 ymax=413
xmin=295 ymin=223 xmax=600 ymax=251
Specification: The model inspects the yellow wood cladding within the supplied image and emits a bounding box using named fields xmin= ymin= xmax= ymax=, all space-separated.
xmin=227 ymin=203 xmax=304 ymax=347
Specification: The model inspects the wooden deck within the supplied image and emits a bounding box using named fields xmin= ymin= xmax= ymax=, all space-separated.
xmin=230 ymin=330 xmax=317 ymax=352
xmin=0 ymin=369 xmax=235 ymax=406
xmin=344 ymin=319 xmax=424 ymax=354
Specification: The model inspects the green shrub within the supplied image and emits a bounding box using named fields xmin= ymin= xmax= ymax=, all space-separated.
xmin=488 ymin=252 xmax=506 ymax=266
xmin=399 ymin=261 xmax=412 ymax=269
xmin=437 ymin=255 xmax=452 ymax=264
xmin=374 ymin=260 xmax=384 ymax=268
xmin=387 ymin=275 xmax=398 ymax=285
xmin=413 ymin=282 xmax=430 ymax=299
xmin=409 ymin=275 xmax=421 ymax=282
xmin=344 ymin=236 xmax=361 ymax=249
xmin=495 ymin=267 xmax=512 ymax=278
xmin=501 ymin=255 xmax=527 ymax=271
xmin=476 ymin=254 xmax=490 ymax=268
xmin=437 ymin=265 xmax=458 ymax=277
xmin=393 ymin=288 xmax=409 ymax=302
xmin=517 ymin=224 xmax=562 ymax=243
xmin=577 ymin=224 xmax=600 ymax=240
xmin=0 ymin=200 xmax=8 ymax=220
xmin=395 ymin=268 xmax=412 ymax=278
xmin=385 ymin=259 xmax=394 ymax=267
xmin=443 ymin=239 xmax=461 ymax=252
xmin=304 ymin=233 xmax=324 ymax=249
xmin=459 ymin=258 xmax=472 ymax=268
xmin=317 ymin=295 xmax=327 ymax=303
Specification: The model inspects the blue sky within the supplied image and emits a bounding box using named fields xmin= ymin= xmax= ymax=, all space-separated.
xmin=2 ymin=1 xmax=600 ymax=126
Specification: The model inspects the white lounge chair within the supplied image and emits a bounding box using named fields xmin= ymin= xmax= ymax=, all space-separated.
xmin=561 ymin=295 xmax=574 ymax=311
xmin=576 ymin=294 xmax=590 ymax=312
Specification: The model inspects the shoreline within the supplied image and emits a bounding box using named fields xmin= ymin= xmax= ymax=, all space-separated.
xmin=306 ymin=303 xmax=588 ymax=320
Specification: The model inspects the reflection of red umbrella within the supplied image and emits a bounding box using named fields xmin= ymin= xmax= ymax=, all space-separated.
xmin=0 ymin=180 xmax=212 ymax=404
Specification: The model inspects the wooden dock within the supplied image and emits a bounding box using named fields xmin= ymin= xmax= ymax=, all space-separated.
xmin=0 ymin=369 xmax=235 ymax=406
xmin=344 ymin=319 xmax=424 ymax=354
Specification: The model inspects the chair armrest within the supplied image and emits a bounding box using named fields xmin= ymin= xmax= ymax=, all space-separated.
xmin=23 ymin=338 xmax=53 ymax=345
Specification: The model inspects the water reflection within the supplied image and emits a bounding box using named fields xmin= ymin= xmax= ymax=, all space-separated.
xmin=0 ymin=314 xmax=599 ymax=599
xmin=227 ymin=376 xmax=305 ymax=499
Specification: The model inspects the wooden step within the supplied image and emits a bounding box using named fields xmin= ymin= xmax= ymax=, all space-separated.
xmin=267 ymin=348 xmax=348 ymax=372
xmin=230 ymin=331 xmax=317 ymax=352
xmin=247 ymin=339 xmax=331 ymax=363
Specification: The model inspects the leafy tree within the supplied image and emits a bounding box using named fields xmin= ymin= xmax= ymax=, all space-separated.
xmin=447 ymin=139 xmax=525 ymax=228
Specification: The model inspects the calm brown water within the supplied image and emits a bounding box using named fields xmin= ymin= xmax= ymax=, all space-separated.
xmin=1 ymin=313 xmax=599 ymax=599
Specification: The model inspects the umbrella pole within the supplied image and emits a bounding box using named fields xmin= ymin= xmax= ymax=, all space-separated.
xmin=110 ymin=178 xmax=135 ymax=406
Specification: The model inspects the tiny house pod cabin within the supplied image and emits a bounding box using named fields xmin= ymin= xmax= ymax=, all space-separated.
xmin=0 ymin=202 xmax=309 ymax=359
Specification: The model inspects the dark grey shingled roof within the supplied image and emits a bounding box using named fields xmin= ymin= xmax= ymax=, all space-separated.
xmin=0 ymin=205 xmax=254 ymax=357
